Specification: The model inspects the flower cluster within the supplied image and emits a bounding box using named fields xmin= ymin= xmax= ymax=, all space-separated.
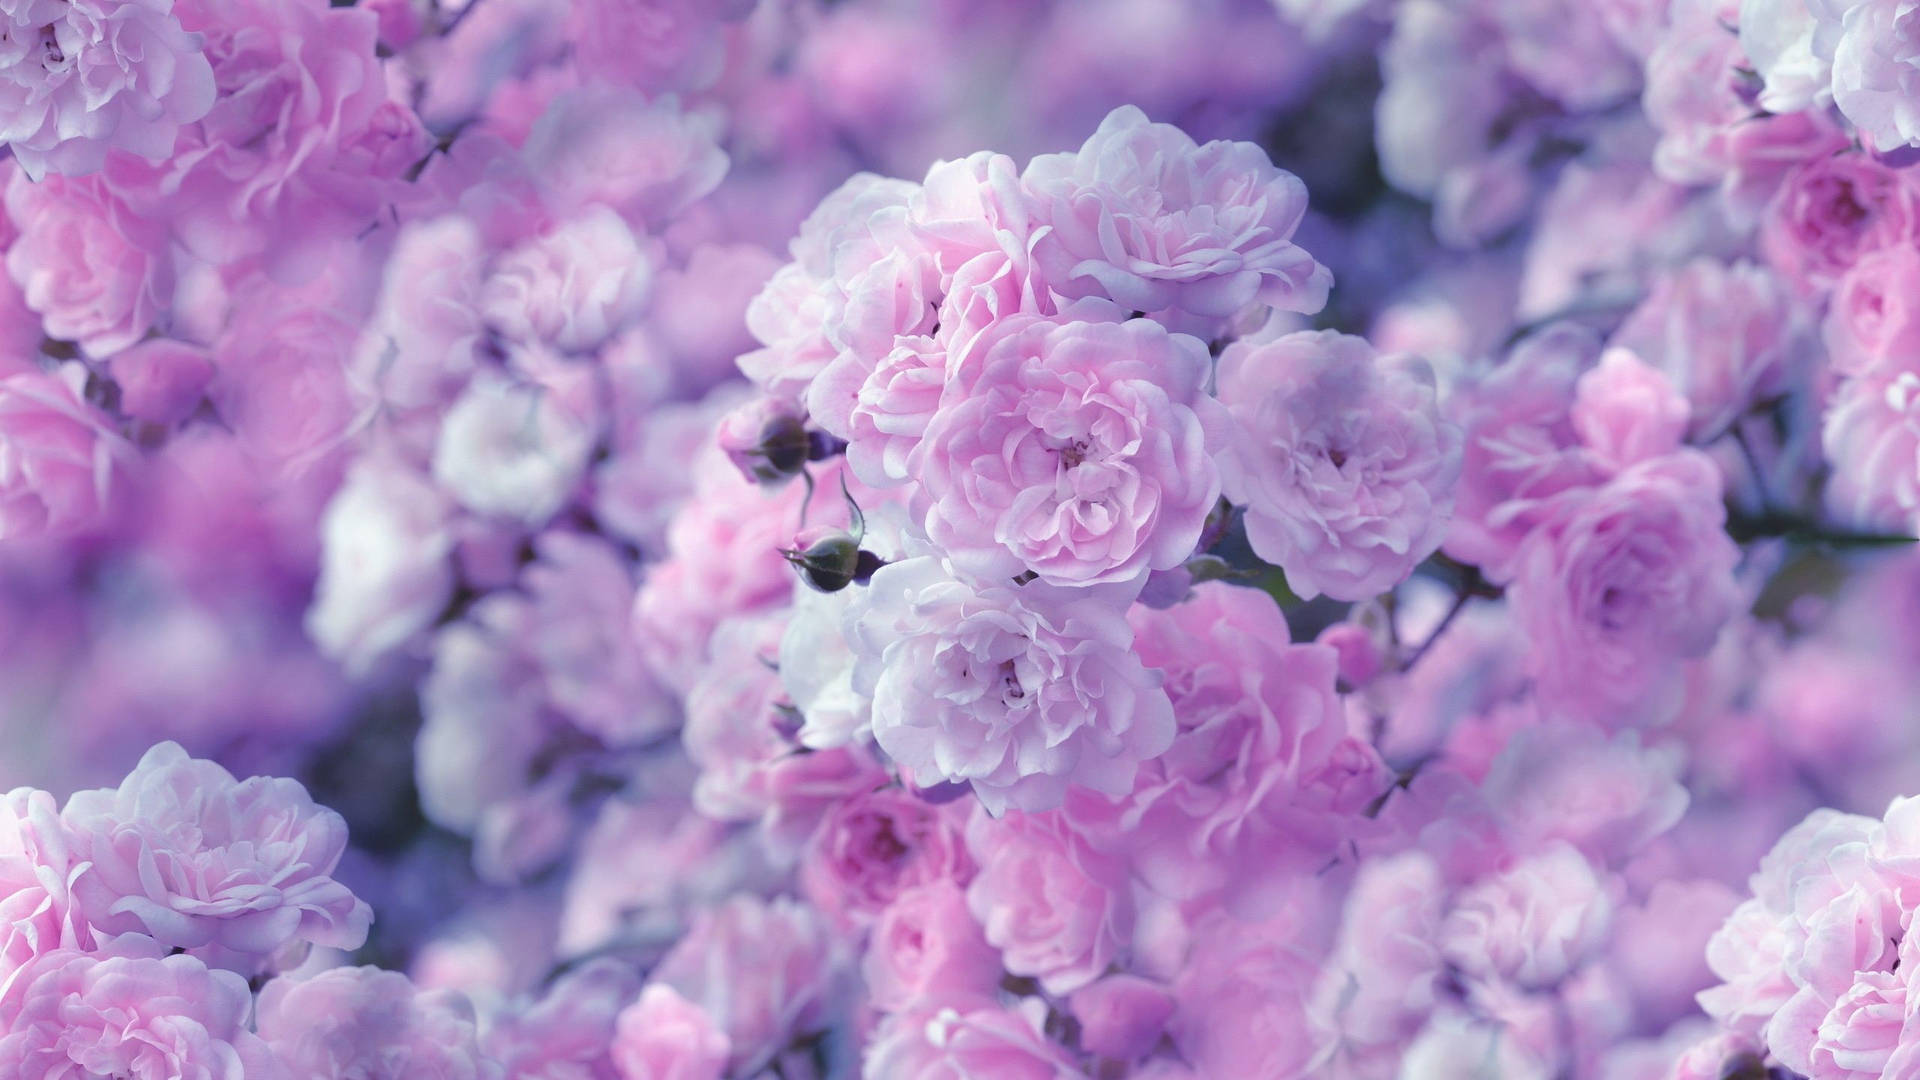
xmin=0 ymin=1 xmax=1918 ymax=1079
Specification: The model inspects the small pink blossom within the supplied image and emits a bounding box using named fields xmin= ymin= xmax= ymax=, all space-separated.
xmin=1218 ymin=329 xmax=1461 ymax=601
xmin=863 ymin=881 xmax=1003 ymax=1014
xmin=1024 ymin=105 xmax=1330 ymax=328
xmin=862 ymin=1002 xmax=1081 ymax=1080
xmin=846 ymin=556 xmax=1175 ymax=814
xmin=964 ymin=805 xmax=1130 ymax=995
xmin=257 ymin=966 xmax=498 ymax=1080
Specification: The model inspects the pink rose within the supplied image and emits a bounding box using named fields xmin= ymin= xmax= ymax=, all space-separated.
xmin=61 ymin=741 xmax=371 ymax=967
xmin=800 ymin=787 xmax=973 ymax=926
xmin=918 ymin=316 xmax=1225 ymax=589
xmin=652 ymin=896 xmax=848 ymax=1076
xmin=120 ymin=0 xmax=424 ymax=271
xmin=964 ymin=805 xmax=1130 ymax=995
xmin=863 ymin=881 xmax=1003 ymax=1014
xmin=481 ymin=207 xmax=655 ymax=353
xmin=0 ymin=941 xmax=281 ymax=1079
xmin=1438 ymin=842 xmax=1615 ymax=989
xmin=831 ymin=333 xmax=946 ymax=489
xmin=0 ymin=0 xmax=215 ymax=179
xmin=862 ymin=1002 xmax=1081 ymax=1080
xmin=1823 ymin=371 xmax=1920 ymax=535
xmin=1568 ymin=348 xmax=1689 ymax=472
xmin=1831 ymin=0 xmax=1920 ymax=151
xmin=307 ymin=457 xmax=457 ymax=675
xmin=610 ymin=985 xmax=730 ymax=1080
xmin=0 ymin=788 xmax=92 ymax=983
xmin=1509 ymin=451 xmax=1742 ymax=723
xmin=1761 ymin=153 xmax=1919 ymax=291
xmin=1170 ymin=911 xmax=1333 ymax=1079
xmin=208 ymin=275 xmax=362 ymax=480
xmin=0 ymin=365 xmax=131 ymax=540
xmin=1479 ymin=724 xmax=1688 ymax=866
xmin=1825 ymin=245 xmax=1920 ymax=378
xmin=5 ymin=170 xmax=172 ymax=357
xmin=257 ymin=966 xmax=497 ymax=1080
xmin=1608 ymin=258 xmax=1806 ymax=439
xmin=1218 ymin=329 xmax=1461 ymax=601
xmin=1023 ymin=105 xmax=1330 ymax=328
xmin=1072 ymin=582 xmax=1388 ymax=912
xmin=1443 ymin=323 xmax=1609 ymax=583
xmin=846 ymin=556 xmax=1176 ymax=813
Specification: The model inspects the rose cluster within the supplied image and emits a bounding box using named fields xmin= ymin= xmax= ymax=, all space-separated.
xmin=0 ymin=1 xmax=1915 ymax=1079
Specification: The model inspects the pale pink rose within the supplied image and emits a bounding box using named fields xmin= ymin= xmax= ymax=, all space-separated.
xmin=1071 ymin=582 xmax=1388 ymax=912
xmin=861 ymin=1002 xmax=1080 ymax=1080
xmin=800 ymin=787 xmax=973 ymax=926
xmin=1825 ymin=245 xmax=1920 ymax=377
xmin=1761 ymin=153 xmax=1919 ymax=291
xmin=481 ymin=207 xmax=655 ymax=353
xmin=431 ymin=370 xmax=599 ymax=526
xmin=1218 ymin=329 xmax=1460 ymax=601
xmin=1313 ymin=852 xmax=1449 ymax=1064
xmin=350 ymin=215 xmax=491 ymax=438
xmin=1509 ymin=451 xmax=1742 ymax=723
xmin=208 ymin=275 xmax=362 ymax=480
xmin=119 ymin=0 xmax=423 ymax=271
xmin=1479 ymin=724 xmax=1688 ymax=866
xmin=833 ymin=333 xmax=945 ymax=489
xmin=62 ymin=741 xmax=370 ymax=967
xmin=523 ymin=88 xmax=727 ymax=231
xmin=738 ymin=173 xmax=925 ymax=405
xmin=0 ymin=941 xmax=281 ymax=1079
xmin=1739 ymin=0 xmax=1832 ymax=114
xmin=1024 ymin=105 xmax=1330 ymax=327
xmin=0 ymin=0 xmax=215 ymax=179
xmin=653 ymin=896 xmax=848 ymax=1076
xmin=1805 ymin=970 xmax=1908 ymax=1080
xmin=0 ymin=365 xmax=131 ymax=540
xmin=0 ymin=788 xmax=92 ymax=984
xmin=862 ymin=881 xmax=1003 ymax=1014
xmin=610 ymin=985 xmax=730 ymax=1080
xmin=1608 ymin=259 xmax=1806 ymax=439
xmin=1644 ymin=1 xmax=1757 ymax=187
xmin=257 ymin=966 xmax=498 ymax=1080
xmin=1831 ymin=0 xmax=1920 ymax=151
xmin=1823 ymin=371 xmax=1920 ymax=535
xmin=1439 ymin=842 xmax=1616 ymax=989
xmin=1443 ymin=323 xmax=1609 ymax=583
xmin=5 ymin=170 xmax=172 ymax=357
xmin=846 ymin=556 xmax=1176 ymax=814
xmin=307 ymin=457 xmax=456 ymax=675
xmin=1569 ymin=348 xmax=1690 ymax=472
xmin=918 ymin=316 xmax=1224 ymax=589
xmin=1170 ymin=910 xmax=1333 ymax=1080
xmin=964 ymin=805 xmax=1130 ymax=995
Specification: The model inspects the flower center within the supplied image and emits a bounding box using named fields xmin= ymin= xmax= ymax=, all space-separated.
xmin=37 ymin=25 xmax=65 ymax=71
